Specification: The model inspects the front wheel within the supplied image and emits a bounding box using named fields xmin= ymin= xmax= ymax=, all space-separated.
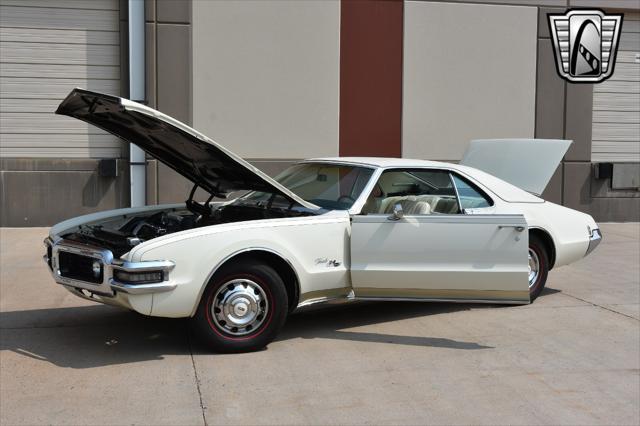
xmin=528 ymin=235 xmax=549 ymax=302
xmin=192 ymin=260 xmax=288 ymax=353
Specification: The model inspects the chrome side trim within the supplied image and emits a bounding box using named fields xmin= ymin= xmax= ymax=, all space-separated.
xmin=585 ymin=228 xmax=602 ymax=256
xmin=111 ymin=259 xmax=175 ymax=275
xmin=295 ymin=295 xmax=352 ymax=309
xmin=352 ymin=213 xmax=527 ymax=225
xmin=353 ymin=296 xmax=529 ymax=305
xmin=293 ymin=293 xmax=530 ymax=310
xmin=354 ymin=287 xmax=529 ymax=302
xmin=189 ymin=247 xmax=302 ymax=317
xmin=111 ymin=281 xmax=177 ymax=294
xmin=295 ymin=287 xmax=353 ymax=310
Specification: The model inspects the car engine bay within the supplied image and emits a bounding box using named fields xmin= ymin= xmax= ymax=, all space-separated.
xmin=61 ymin=187 xmax=319 ymax=257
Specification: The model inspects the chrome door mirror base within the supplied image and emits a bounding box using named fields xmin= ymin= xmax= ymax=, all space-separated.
xmin=388 ymin=203 xmax=404 ymax=221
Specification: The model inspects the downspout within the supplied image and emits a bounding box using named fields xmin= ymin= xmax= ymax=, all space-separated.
xmin=128 ymin=0 xmax=146 ymax=207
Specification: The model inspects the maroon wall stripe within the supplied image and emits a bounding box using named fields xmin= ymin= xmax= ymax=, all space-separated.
xmin=339 ymin=0 xmax=403 ymax=157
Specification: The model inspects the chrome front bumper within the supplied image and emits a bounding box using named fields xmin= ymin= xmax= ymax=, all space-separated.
xmin=585 ymin=228 xmax=602 ymax=256
xmin=44 ymin=238 xmax=176 ymax=297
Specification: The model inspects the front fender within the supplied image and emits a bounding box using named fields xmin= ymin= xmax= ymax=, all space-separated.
xmin=130 ymin=214 xmax=350 ymax=317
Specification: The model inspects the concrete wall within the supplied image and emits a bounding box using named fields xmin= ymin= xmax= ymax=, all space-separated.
xmin=0 ymin=158 xmax=129 ymax=227
xmin=402 ymin=1 xmax=538 ymax=161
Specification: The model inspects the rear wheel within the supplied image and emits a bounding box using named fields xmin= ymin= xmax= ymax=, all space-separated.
xmin=193 ymin=260 xmax=288 ymax=353
xmin=528 ymin=234 xmax=549 ymax=302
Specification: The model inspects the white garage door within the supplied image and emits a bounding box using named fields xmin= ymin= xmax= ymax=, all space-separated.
xmin=0 ymin=0 xmax=122 ymax=158
xmin=592 ymin=12 xmax=640 ymax=163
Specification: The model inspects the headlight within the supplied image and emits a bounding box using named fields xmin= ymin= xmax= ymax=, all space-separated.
xmin=113 ymin=270 xmax=164 ymax=284
xmin=92 ymin=260 xmax=102 ymax=278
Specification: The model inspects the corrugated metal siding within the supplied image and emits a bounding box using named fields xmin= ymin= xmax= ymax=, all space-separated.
xmin=0 ymin=0 xmax=122 ymax=158
xmin=592 ymin=12 xmax=640 ymax=163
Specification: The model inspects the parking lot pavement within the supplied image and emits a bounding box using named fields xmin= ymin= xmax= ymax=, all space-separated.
xmin=1 ymin=224 xmax=638 ymax=426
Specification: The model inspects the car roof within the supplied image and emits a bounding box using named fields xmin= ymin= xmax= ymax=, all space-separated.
xmin=304 ymin=157 xmax=451 ymax=169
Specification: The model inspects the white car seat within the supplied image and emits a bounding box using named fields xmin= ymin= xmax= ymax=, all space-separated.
xmin=382 ymin=195 xmax=432 ymax=215
xmin=433 ymin=197 xmax=459 ymax=214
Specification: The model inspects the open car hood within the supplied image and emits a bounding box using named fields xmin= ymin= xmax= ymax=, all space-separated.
xmin=56 ymin=89 xmax=319 ymax=209
xmin=460 ymin=139 xmax=572 ymax=196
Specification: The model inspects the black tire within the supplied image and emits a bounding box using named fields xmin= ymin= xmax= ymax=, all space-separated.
xmin=529 ymin=234 xmax=550 ymax=302
xmin=192 ymin=260 xmax=288 ymax=353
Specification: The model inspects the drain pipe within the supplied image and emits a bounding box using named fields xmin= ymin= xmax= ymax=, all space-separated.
xmin=128 ymin=0 xmax=146 ymax=207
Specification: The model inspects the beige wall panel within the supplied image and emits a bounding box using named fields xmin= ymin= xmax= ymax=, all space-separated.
xmin=156 ymin=24 xmax=190 ymax=123
xmin=192 ymin=0 xmax=340 ymax=159
xmin=402 ymin=1 xmax=537 ymax=161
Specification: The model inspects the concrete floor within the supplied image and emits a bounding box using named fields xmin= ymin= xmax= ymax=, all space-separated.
xmin=0 ymin=224 xmax=638 ymax=425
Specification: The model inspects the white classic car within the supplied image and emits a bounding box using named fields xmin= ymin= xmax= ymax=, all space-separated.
xmin=45 ymin=89 xmax=602 ymax=352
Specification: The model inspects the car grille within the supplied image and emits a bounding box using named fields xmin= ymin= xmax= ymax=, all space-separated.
xmin=58 ymin=251 xmax=103 ymax=284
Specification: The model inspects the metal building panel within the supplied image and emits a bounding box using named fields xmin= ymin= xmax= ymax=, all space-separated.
xmin=592 ymin=12 xmax=640 ymax=163
xmin=0 ymin=1 xmax=121 ymax=158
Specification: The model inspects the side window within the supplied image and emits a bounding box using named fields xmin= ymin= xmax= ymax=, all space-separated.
xmin=361 ymin=169 xmax=461 ymax=215
xmin=451 ymin=174 xmax=493 ymax=210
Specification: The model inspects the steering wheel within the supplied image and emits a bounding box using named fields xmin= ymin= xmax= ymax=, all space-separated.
xmin=337 ymin=195 xmax=355 ymax=205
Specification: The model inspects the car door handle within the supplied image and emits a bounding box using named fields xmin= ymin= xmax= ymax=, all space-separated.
xmin=498 ymin=225 xmax=525 ymax=232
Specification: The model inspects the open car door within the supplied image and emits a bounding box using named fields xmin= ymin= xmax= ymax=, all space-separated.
xmin=350 ymin=214 xmax=530 ymax=303
xmin=350 ymin=168 xmax=530 ymax=304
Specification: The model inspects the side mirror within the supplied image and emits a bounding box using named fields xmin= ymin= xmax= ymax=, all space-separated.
xmin=388 ymin=203 xmax=404 ymax=221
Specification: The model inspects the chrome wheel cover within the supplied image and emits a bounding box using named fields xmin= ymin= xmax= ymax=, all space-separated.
xmin=528 ymin=248 xmax=540 ymax=289
xmin=211 ymin=279 xmax=269 ymax=336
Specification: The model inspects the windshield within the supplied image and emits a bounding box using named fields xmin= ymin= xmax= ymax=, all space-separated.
xmin=241 ymin=163 xmax=375 ymax=210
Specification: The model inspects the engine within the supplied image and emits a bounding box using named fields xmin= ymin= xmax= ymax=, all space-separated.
xmin=62 ymin=210 xmax=200 ymax=256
